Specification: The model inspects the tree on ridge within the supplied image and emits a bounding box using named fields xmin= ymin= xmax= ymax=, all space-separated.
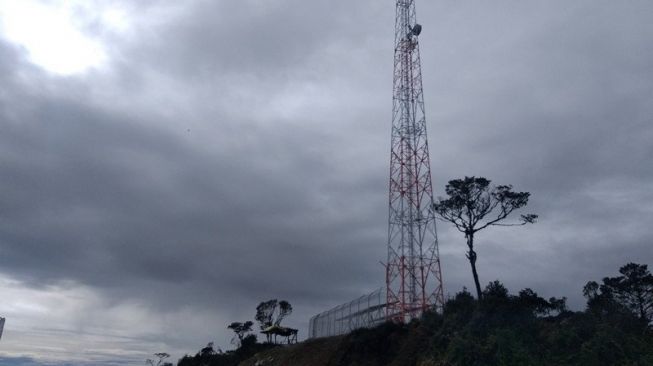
xmin=585 ymin=262 xmax=653 ymax=324
xmin=227 ymin=321 xmax=254 ymax=346
xmin=433 ymin=176 xmax=537 ymax=299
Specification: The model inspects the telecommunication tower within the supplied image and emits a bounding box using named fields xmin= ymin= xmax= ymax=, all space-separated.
xmin=385 ymin=0 xmax=445 ymax=322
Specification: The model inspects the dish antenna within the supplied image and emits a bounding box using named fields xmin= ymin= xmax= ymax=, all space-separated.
xmin=410 ymin=24 xmax=422 ymax=36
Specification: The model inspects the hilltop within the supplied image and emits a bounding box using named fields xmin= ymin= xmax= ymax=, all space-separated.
xmin=177 ymin=263 xmax=653 ymax=366
xmin=239 ymin=290 xmax=652 ymax=366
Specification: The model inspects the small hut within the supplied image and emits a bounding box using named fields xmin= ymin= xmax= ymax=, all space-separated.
xmin=261 ymin=325 xmax=298 ymax=345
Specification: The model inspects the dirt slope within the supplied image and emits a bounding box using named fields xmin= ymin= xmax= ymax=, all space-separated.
xmin=238 ymin=336 xmax=346 ymax=366
xmin=238 ymin=322 xmax=435 ymax=366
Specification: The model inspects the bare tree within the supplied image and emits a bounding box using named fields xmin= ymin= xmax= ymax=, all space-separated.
xmin=433 ymin=176 xmax=537 ymax=299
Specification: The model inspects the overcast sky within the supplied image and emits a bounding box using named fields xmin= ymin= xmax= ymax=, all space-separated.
xmin=0 ymin=0 xmax=652 ymax=365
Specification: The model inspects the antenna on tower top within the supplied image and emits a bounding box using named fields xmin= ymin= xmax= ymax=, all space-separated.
xmin=411 ymin=24 xmax=422 ymax=36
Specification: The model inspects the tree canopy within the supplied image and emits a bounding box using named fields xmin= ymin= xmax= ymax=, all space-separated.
xmin=255 ymin=299 xmax=293 ymax=330
xmin=227 ymin=321 xmax=254 ymax=346
xmin=585 ymin=262 xmax=653 ymax=324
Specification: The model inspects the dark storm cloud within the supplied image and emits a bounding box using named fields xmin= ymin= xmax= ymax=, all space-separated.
xmin=1 ymin=0 xmax=653 ymax=362
xmin=0 ymin=7 xmax=387 ymax=321
xmin=423 ymin=0 xmax=653 ymax=305
xmin=125 ymin=0 xmax=387 ymax=79
xmin=0 ymin=65 xmax=378 ymax=304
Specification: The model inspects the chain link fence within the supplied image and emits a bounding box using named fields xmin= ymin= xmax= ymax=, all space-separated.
xmin=308 ymin=288 xmax=387 ymax=338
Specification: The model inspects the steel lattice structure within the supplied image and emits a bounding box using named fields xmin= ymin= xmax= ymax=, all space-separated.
xmin=308 ymin=0 xmax=445 ymax=339
xmin=385 ymin=0 xmax=444 ymax=322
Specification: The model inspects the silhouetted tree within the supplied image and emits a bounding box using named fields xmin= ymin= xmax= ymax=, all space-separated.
xmin=517 ymin=288 xmax=550 ymax=314
xmin=484 ymin=280 xmax=509 ymax=299
xmin=255 ymin=299 xmax=278 ymax=331
xmin=240 ymin=334 xmax=258 ymax=349
xmin=433 ymin=176 xmax=537 ymax=299
xmin=547 ymin=296 xmax=568 ymax=316
xmin=255 ymin=299 xmax=294 ymax=343
xmin=588 ymin=263 xmax=653 ymax=323
xmin=274 ymin=300 xmax=293 ymax=326
xmin=146 ymin=352 xmax=171 ymax=366
xmin=227 ymin=321 xmax=254 ymax=346
xmin=199 ymin=342 xmax=220 ymax=357
xmin=583 ymin=279 xmax=628 ymax=320
xmin=518 ymin=288 xmax=567 ymax=316
xmin=583 ymin=280 xmax=601 ymax=300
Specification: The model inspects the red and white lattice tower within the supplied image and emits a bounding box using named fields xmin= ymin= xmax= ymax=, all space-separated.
xmin=386 ymin=0 xmax=444 ymax=322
